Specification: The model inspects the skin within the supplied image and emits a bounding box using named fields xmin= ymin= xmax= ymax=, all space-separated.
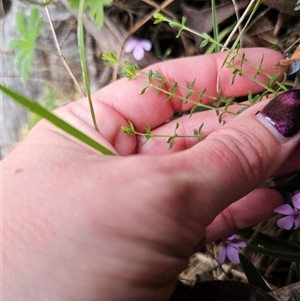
xmin=2 ymin=48 xmax=300 ymax=301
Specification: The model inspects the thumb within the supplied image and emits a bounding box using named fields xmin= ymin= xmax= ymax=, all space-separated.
xmin=176 ymin=90 xmax=300 ymax=225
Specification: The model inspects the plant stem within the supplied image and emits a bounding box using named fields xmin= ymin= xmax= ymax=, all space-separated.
xmin=43 ymin=0 xmax=85 ymax=97
xmin=78 ymin=0 xmax=99 ymax=132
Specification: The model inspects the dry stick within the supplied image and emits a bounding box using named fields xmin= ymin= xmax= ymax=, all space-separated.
xmin=112 ymin=0 xmax=174 ymax=81
xmin=231 ymin=0 xmax=243 ymax=48
xmin=285 ymin=36 xmax=300 ymax=53
xmin=142 ymin=0 xmax=177 ymax=20
xmin=43 ymin=0 xmax=85 ymax=97
xmin=220 ymin=0 xmax=257 ymax=52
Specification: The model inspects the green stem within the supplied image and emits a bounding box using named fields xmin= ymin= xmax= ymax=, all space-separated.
xmin=78 ymin=0 xmax=99 ymax=132
xmin=211 ymin=0 xmax=219 ymax=53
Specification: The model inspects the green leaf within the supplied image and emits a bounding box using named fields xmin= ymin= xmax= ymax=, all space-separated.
xmin=239 ymin=253 xmax=271 ymax=292
xmin=268 ymin=73 xmax=280 ymax=88
xmin=121 ymin=121 xmax=137 ymax=134
xmin=122 ymin=61 xmax=139 ymax=79
xmin=237 ymin=228 xmax=300 ymax=263
xmin=0 ymin=84 xmax=115 ymax=156
xmin=9 ymin=8 xmax=44 ymax=81
xmin=236 ymin=107 xmax=248 ymax=114
xmin=148 ymin=69 xmax=153 ymax=83
xmin=200 ymin=38 xmax=210 ymax=48
xmin=102 ymin=51 xmax=118 ymax=66
xmin=68 ymin=0 xmax=112 ymax=28
xmin=153 ymin=12 xmax=166 ymax=24
xmin=140 ymin=86 xmax=149 ymax=95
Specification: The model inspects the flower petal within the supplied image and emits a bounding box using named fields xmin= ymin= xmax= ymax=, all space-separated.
xmin=294 ymin=212 xmax=300 ymax=229
xmin=226 ymin=234 xmax=236 ymax=241
xmin=292 ymin=193 xmax=300 ymax=209
xmin=124 ymin=39 xmax=138 ymax=53
xmin=218 ymin=247 xmax=227 ymax=264
xmin=274 ymin=204 xmax=294 ymax=215
xmin=230 ymin=241 xmax=247 ymax=248
xmin=133 ymin=46 xmax=145 ymax=60
xmin=140 ymin=39 xmax=152 ymax=51
xmin=277 ymin=216 xmax=294 ymax=230
xmin=226 ymin=246 xmax=240 ymax=264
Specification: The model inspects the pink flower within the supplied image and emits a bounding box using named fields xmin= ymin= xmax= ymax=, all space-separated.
xmin=274 ymin=192 xmax=300 ymax=230
xmin=218 ymin=234 xmax=247 ymax=264
xmin=124 ymin=37 xmax=152 ymax=60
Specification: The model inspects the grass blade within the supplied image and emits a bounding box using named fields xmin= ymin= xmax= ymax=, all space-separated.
xmin=0 ymin=84 xmax=115 ymax=156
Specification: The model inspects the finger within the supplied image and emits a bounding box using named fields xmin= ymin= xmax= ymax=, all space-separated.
xmin=163 ymin=95 xmax=300 ymax=230
xmin=136 ymin=104 xmax=246 ymax=154
xmin=274 ymin=143 xmax=300 ymax=175
xmin=92 ymin=48 xmax=284 ymax=130
xmin=68 ymin=48 xmax=285 ymax=154
xmin=203 ymin=188 xmax=283 ymax=244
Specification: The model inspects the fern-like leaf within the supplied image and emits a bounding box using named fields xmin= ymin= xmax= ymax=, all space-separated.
xmin=9 ymin=8 xmax=44 ymax=81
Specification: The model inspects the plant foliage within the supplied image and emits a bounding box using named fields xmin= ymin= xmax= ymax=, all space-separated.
xmin=68 ymin=0 xmax=112 ymax=27
xmin=9 ymin=8 xmax=44 ymax=80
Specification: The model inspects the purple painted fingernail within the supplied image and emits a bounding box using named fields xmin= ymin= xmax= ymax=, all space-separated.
xmin=255 ymin=90 xmax=300 ymax=143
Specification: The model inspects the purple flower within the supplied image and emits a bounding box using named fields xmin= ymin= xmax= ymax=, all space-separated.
xmin=274 ymin=192 xmax=300 ymax=230
xmin=218 ymin=234 xmax=247 ymax=265
xmin=124 ymin=37 xmax=152 ymax=60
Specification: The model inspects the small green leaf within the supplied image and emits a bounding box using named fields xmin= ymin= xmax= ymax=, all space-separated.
xmin=121 ymin=121 xmax=136 ymax=134
xmin=144 ymin=123 xmax=152 ymax=139
xmin=169 ymin=21 xmax=180 ymax=29
xmin=153 ymin=12 xmax=166 ymax=24
xmin=236 ymin=107 xmax=248 ymax=114
xmin=167 ymin=136 xmax=176 ymax=149
xmin=102 ymin=51 xmax=118 ymax=66
xmin=153 ymin=71 xmax=166 ymax=83
xmin=148 ymin=69 xmax=153 ymax=83
xmin=140 ymin=86 xmax=149 ymax=95
xmin=268 ymin=73 xmax=280 ymax=88
xmin=200 ymin=38 xmax=210 ymax=48
xmin=122 ymin=61 xmax=139 ymax=79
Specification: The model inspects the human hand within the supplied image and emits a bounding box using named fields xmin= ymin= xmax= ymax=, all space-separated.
xmin=3 ymin=48 xmax=300 ymax=301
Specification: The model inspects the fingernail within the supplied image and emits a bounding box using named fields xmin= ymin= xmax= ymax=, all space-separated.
xmin=255 ymin=90 xmax=300 ymax=143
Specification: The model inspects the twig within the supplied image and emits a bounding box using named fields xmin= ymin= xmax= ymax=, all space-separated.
xmin=43 ymin=0 xmax=85 ymax=97
xmin=221 ymin=0 xmax=257 ymax=52
xmin=231 ymin=0 xmax=242 ymax=48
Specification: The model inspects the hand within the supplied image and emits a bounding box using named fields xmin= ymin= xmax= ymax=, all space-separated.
xmin=3 ymin=48 xmax=300 ymax=301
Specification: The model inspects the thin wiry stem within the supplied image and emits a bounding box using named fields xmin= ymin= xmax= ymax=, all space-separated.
xmin=43 ymin=0 xmax=85 ymax=97
xmin=211 ymin=0 xmax=220 ymax=52
xmin=231 ymin=0 xmax=243 ymax=47
xmin=78 ymin=0 xmax=99 ymax=131
xmin=221 ymin=0 xmax=258 ymax=52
